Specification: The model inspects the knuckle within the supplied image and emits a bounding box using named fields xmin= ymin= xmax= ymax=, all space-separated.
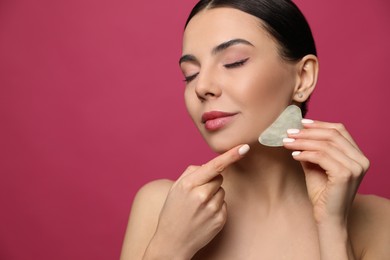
xmin=185 ymin=165 xmax=199 ymax=172
xmin=312 ymin=150 xmax=331 ymax=164
xmin=328 ymin=128 xmax=340 ymax=138
xmin=351 ymin=162 xmax=364 ymax=177
xmin=179 ymin=178 xmax=194 ymax=191
xmin=311 ymin=150 xmax=324 ymax=159
xmin=333 ymin=122 xmax=345 ymax=131
xmin=363 ymin=157 xmax=370 ymax=171
xmin=195 ymin=191 xmax=209 ymax=204
xmin=211 ymin=161 xmax=225 ymax=173
xmin=207 ymin=201 xmax=219 ymax=213
xmin=215 ymin=207 xmax=227 ymax=226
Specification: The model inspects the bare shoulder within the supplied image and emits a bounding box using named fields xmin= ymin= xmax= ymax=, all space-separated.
xmin=120 ymin=179 xmax=174 ymax=260
xmin=349 ymin=194 xmax=390 ymax=259
xmin=350 ymin=194 xmax=390 ymax=226
xmin=134 ymin=179 xmax=174 ymax=206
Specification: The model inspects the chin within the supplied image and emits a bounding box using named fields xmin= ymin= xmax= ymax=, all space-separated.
xmin=207 ymin=142 xmax=233 ymax=154
xmin=203 ymin=133 xmax=258 ymax=154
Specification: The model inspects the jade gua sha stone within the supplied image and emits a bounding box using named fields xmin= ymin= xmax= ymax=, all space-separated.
xmin=258 ymin=105 xmax=303 ymax=147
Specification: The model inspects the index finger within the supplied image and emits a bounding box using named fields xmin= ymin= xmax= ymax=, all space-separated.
xmin=301 ymin=119 xmax=362 ymax=150
xmin=188 ymin=144 xmax=250 ymax=186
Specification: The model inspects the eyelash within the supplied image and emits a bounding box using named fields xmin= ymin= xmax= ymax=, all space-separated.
xmin=184 ymin=73 xmax=199 ymax=83
xmin=183 ymin=58 xmax=250 ymax=83
xmin=224 ymin=57 xmax=250 ymax=69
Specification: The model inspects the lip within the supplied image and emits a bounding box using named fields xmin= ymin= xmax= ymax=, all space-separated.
xmin=201 ymin=111 xmax=238 ymax=131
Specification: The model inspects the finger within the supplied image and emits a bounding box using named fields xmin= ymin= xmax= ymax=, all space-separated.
xmin=300 ymin=119 xmax=361 ymax=152
xmin=285 ymin=128 xmax=369 ymax=171
xmin=194 ymin=175 xmax=224 ymax=202
xmin=187 ymin=144 xmax=250 ymax=186
xmin=205 ymin=187 xmax=226 ymax=214
xmin=283 ymin=139 xmax=366 ymax=177
xmin=291 ymin=150 xmax=365 ymax=189
xmin=176 ymin=165 xmax=201 ymax=183
xmin=180 ymin=176 xmax=223 ymax=209
xmin=212 ymin=201 xmax=228 ymax=232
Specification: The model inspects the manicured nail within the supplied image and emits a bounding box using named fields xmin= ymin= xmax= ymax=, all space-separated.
xmin=283 ymin=138 xmax=295 ymax=143
xmin=238 ymin=144 xmax=250 ymax=155
xmin=301 ymin=119 xmax=314 ymax=124
xmin=287 ymin=129 xmax=300 ymax=134
xmin=292 ymin=151 xmax=301 ymax=156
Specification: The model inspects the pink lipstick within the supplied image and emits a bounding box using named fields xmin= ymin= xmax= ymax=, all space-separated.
xmin=201 ymin=111 xmax=238 ymax=131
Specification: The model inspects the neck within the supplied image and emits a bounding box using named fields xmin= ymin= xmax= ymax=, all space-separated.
xmin=224 ymin=143 xmax=309 ymax=210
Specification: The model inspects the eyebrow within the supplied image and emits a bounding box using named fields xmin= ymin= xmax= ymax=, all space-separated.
xmin=179 ymin=38 xmax=254 ymax=65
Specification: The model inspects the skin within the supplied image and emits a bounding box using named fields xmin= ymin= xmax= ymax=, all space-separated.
xmin=120 ymin=7 xmax=390 ymax=260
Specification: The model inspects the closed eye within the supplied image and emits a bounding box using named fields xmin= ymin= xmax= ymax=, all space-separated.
xmin=224 ymin=58 xmax=250 ymax=69
xmin=183 ymin=72 xmax=199 ymax=83
xmin=183 ymin=57 xmax=249 ymax=83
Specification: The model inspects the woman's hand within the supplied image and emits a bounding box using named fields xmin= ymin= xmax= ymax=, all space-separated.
xmin=144 ymin=144 xmax=250 ymax=260
xmin=283 ymin=119 xmax=370 ymax=259
xmin=283 ymin=119 xmax=369 ymax=224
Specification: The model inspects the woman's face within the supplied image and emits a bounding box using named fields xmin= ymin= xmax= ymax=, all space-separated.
xmin=180 ymin=7 xmax=300 ymax=153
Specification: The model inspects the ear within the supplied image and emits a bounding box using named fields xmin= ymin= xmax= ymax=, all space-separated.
xmin=292 ymin=54 xmax=319 ymax=103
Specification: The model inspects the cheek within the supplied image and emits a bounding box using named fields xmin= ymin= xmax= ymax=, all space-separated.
xmin=235 ymin=68 xmax=293 ymax=108
xmin=232 ymin=64 xmax=295 ymax=131
xmin=184 ymin=87 xmax=199 ymax=123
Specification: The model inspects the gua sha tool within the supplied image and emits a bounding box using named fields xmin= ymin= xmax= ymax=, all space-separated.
xmin=258 ymin=105 xmax=303 ymax=147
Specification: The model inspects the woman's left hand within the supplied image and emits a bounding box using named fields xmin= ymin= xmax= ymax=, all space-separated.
xmin=283 ymin=119 xmax=370 ymax=225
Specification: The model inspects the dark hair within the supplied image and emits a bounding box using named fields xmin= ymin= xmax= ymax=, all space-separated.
xmin=185 ymin=0 xmax=317 ymax=116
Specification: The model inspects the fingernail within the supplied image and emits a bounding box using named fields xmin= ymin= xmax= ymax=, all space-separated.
xmin=292 ymin=151 xmax=301 ymax=156
xmin=238 ymin=144 xmax=250 ymax=155
xmin=287 ymin=129 xmax=300 ymax=134
xmin=283 ymin=138 xmax=295 ymax=143
xmin=301 ymin=119 xmax=314 ymax=124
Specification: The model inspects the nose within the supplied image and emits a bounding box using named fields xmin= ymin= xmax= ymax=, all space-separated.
xmin=194 ymin=70 xmax=222 ymax=101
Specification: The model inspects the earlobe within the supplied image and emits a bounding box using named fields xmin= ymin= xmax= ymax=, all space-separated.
xmin=293 ymin=54 xmax=319 ymax=102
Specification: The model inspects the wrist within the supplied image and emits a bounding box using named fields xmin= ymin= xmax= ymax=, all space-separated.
xmin=143 ymin=233 xmax=193 ymax=260
xmin=316 ymin=221 xmax=348 ymax=243
xmin=316 ymin=221 xmax=356 ymax=260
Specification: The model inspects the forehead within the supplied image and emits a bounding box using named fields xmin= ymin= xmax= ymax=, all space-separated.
xmin=182 ymin=7 xmax=270 ymax=54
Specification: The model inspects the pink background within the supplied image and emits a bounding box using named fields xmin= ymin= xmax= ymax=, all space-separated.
xmin=0 ymin=0 xmax=389 ymax=259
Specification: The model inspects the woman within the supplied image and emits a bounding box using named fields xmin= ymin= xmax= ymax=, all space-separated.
xmin=121 ymin=0 xmax=390 ymax=259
